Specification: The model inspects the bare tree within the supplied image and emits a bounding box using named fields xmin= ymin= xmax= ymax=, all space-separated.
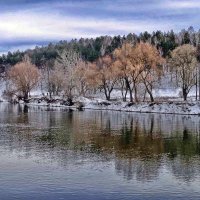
xmin=7 ymin=57 xmax=40 ymax=101
xmin=95 ymin=55 xmax=119 ymax=101
xmin=169 ymin=44 xmax=198 ymax=101
xmin=114 ymin=43 xmax=134 ymax=102
xmin=74 ymin=60 xmax=92 ymax=96
xmin=54 ymin=49 xmax=81 ymax=98
xmin=49 ymin=65 xmax=66 ymax=96
xmin=136 ymin=42 xmax=165 ymax=102
xmin=114 ymin=42 xmax=164 ymax=102
xmin=41 ymin=58 xmax=55 ymax=98
xmin=84 ymin=62 xmax=100 ymax=95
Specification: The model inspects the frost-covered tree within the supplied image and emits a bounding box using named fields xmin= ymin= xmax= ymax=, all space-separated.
xmin=54 ymin=49 xmax=81 ymax=98
xmin=170 ymin=44 xmax=198 ymax=101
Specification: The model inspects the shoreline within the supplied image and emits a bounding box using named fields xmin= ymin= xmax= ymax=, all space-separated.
xmin=84 ymin=107 xmax=200 ymax=116
xmin=83 ymin=101 xmax=200 ymax=116
xmin=2 ymin=97 xmax=199 ymax=116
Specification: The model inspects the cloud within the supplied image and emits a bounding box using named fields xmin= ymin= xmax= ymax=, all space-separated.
xmin=0 ymin=0 xmax=200 ymax=53
xmin=94 ymin=0 xmax=200 ymax=12
xmin=166 ymin=0 xmax=200 ymax=9
xmin=0 ymin=9 xmax=173 ymax=42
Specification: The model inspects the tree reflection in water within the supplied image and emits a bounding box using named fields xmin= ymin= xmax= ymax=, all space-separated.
xmin=0 ymin=103 xmax=200 ymax=183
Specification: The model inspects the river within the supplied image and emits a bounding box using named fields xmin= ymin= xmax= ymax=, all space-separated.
xmin=0 ymin=103 xmax=200 ymax=200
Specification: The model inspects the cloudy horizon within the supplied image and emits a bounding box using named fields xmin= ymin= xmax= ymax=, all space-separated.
xmin=0 ymin=0 xmax=200 ymax=55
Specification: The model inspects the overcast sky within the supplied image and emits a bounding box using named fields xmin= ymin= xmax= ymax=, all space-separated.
xmin=0 ymin=0 xmax=200 ymax=54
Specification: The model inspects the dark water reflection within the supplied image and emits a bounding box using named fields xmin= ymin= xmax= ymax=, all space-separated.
xmin=0 ymin=103 xmax=200 ymax=200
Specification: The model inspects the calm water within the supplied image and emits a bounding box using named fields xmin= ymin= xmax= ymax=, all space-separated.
xmin=0 ymin=103 xmax=200 ymax=200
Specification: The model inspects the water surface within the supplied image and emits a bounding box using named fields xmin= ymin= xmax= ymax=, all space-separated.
xmin=0 ymin=103 xmax=200 ymax=200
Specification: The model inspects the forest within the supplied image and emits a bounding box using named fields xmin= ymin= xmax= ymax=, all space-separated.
xmin=1 ymin=26 xmax=200 ymax=103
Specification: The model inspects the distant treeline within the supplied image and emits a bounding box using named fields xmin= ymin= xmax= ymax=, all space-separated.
xmin=0 ymin=26 xmax=200 ymax=72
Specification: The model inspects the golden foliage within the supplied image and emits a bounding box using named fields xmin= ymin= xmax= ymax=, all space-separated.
xmin=8 ymin=59 xmax=40 ymax=98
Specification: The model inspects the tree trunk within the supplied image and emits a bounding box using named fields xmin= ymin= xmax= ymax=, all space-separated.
xmin=145 ymin=85 xmax=154 ymax=102
xmin=105 ymin=94 xmax=110 ymax=101
xmin=124 ymin=88 xmax=128 ymax=102
xmin=149 ymin=92 xmax=154 ymax=102
xmin=103 ymin=86 xmax=110 ymax=101
xmin=125 ymin=78 xmax=133 ymax=102
xmin=24 ymin=91 xmax=29 ymax=101
xmin=133 ymin=83 xmax=138 ymax=102
xmin=143 ymin=89 xmax=147 ymax=102
xmin=81 ymin=84 xmax=85 ymax=97
xmin=121 ymin=89 xmax=125 ymax=101
xmin=183 ymin=88 xmax=187 ymax=101
xmin=121 ymin=87 xmax=126 ymax=101
xmin=129 ymin=89 xmax=133 ymax=102
xmin=121 ymin=84 xmax=128 ymax=102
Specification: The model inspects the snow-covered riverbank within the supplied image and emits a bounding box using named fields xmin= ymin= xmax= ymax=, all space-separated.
xmin=11 ymin=96 xmax=200 ymax=115
xmin=0 ymin=85 xmax=199 ymax=115
xmin=79 ymin=97 xmax=200 ymax=115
